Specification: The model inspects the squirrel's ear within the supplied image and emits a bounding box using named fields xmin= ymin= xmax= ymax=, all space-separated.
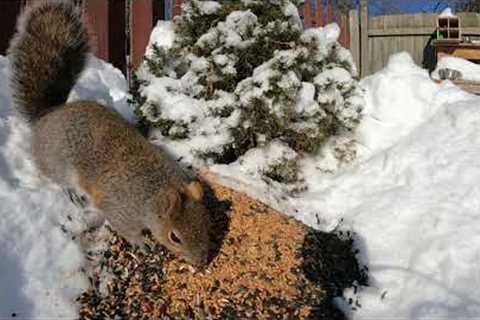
xmin=184 ymin=181 xmax=204 ymax=201
xmin=165 ymin=188 xmax=181 ymax=216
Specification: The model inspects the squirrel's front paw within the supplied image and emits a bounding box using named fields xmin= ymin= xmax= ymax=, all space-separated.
xmin=64 ymin=188 xmax=89 ymax=208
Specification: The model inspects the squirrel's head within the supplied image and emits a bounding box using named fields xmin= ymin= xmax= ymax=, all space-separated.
xmin=147 ymin=181 xmax=210 ymax=266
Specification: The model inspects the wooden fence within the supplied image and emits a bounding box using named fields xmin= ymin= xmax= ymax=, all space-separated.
xmin=350 ymin=1 xmax=480 ymax=77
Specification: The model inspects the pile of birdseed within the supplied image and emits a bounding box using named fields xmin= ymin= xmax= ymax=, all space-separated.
xmin=77 ymin=183 xmax=366 ymax=319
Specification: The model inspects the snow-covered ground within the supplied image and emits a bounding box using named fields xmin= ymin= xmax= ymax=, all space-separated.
xmin=3 ymin=29 xmax=480 ymax=320
xmin=309 ymin=54 xmax=480 ymax=319
xmin=0 ymin=55 xmax=133 ymax=319
xmin=208 ymin=52 xmax=480 ymax=319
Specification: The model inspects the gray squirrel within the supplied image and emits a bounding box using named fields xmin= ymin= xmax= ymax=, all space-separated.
xmin=8 ymin=0 xmax=210 ymax=266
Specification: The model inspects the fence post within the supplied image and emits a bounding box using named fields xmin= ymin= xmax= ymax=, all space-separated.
xmin=84 ymin=0 xmax=110 ymax=62
xmin=349 ymin=9 xmax=360 ymax=74
xmin=130 ymin=0 xmax=153 ymax=70
xmin=360 ymin=0 xmax=369 ymax=77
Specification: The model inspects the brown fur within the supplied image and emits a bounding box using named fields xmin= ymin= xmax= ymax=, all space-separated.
xmin=9 ymin=1 xmax=210 ymax=266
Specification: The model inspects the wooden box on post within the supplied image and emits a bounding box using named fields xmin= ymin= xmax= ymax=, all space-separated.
xmin=436 ymin=16 xmax=461 ymax=42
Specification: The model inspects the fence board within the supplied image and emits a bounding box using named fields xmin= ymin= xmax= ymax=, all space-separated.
xmin=131 ymin=0 xmax=153 ymax=70
xmin=369 ymin=28 xmax=437 ymax=36
xmin=349 ymin=9 xmax=360 ymax=72
xmin=172 ymin=0 xmax=181 ymax=17
xmin=84 ymin=0 xmax=110 ymax=63
xmin=339 ymin=13 xmax=349 ymax=49
xmin=109 ymin=0 xmax=126 ymax=74
xmin=351 ymin=9 xmax=480 ymax=76
xmin=360 ymin=0 xmax=368 ymax=77
xmin=314 ymin=0 xmax=323 ymax=27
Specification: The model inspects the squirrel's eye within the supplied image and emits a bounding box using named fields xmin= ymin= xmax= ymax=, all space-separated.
xmin=169 ymin=231 xmax=182 ymax=245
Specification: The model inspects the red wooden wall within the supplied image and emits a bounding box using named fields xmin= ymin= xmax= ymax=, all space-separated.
xmin=0 ymin=0 xmax=350 ymax=76
xmin=80 ymin=0 xmax=128 ymax=75
xmin=172 ymin=0 xmax=182 ymax=17
xmin=131 ymin=0 xmax=154 ymax=70
xmin=83 ymin=1 xmax=110 ymax=65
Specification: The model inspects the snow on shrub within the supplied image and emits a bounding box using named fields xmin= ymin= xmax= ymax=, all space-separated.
xmin=131 ymin=0 xmax=364 ymax=190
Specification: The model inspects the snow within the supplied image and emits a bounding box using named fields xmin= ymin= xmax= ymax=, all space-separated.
xmin=147 ymin=21 xmax=175 ymax=54
xmin=197 ymin=10 xmax=258 ymax=50
xmin=324 ymin=23 xmax=341 ymax=44
xmin=357 ymin=52 xmax=442 ymax=155
xmin=296 ymin=82 xmax=319 ymax=116
xmin=283 ymin=1 xmax=303 ymax=29
xmin=196 ymin=0 xmax=221 ymax=15
xmin=439 ymin=7 xmax=455 ymax=18
xmin=70 ymin=55 xmax=135 ymax=123
xmin=0 ymin=56 xmax=132 ymax=319
xmin=141 ymin=77 xmax=205 ymax=123
xmin=432 ymin=55 xmax=480 ymax=82
xmin=0 ymin=57 xmax=10 ymax=120
xmin=206 ymin=52 xmax=480 ymax=319
xmin=2 ymin=14 xmax=480 ymax=320
xmin=301 ymin=90 xmax=480 ymax=319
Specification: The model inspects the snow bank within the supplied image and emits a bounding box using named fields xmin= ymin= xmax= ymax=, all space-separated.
xmin=209 ymin=52 xmax=480 ymax=319
xmin=0 ymin=56 xmax=131 ymax=319
xmin=432 ymin=55 xmax=480 ymax=82
xmin=357 ymin=52 xmax=464 ymax=158
xmin=336 ymin=96 xmax=480 ymax=319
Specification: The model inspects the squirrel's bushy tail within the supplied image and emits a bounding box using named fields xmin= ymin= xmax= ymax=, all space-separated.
xmin=8 ymin=0 xmax=89 ymax=122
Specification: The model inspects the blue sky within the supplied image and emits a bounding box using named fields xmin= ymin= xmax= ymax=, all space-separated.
xmin=162 ymin=0 xmax=457 ymax=19
xmin=309 ymin=0 xmax=455 ymax=15
xmin=369 ymin=1 xmax=454 ymax=15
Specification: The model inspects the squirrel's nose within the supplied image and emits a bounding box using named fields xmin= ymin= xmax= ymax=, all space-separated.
xmin=183 ymin=254 xmax=196 ymax=265
xmin=185 ymin=253 xmax=209 ymax=267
